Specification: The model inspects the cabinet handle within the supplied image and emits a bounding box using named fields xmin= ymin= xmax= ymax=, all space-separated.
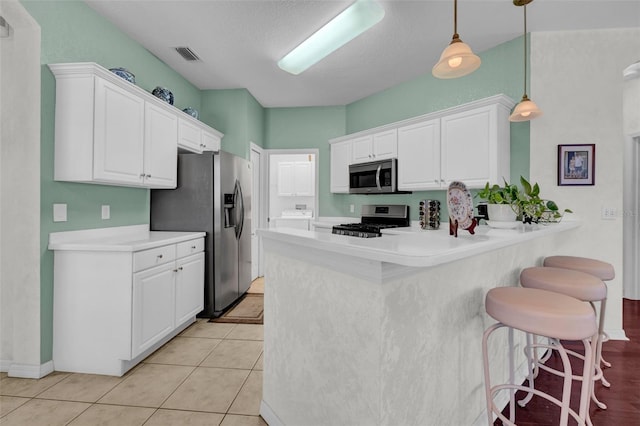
xmin=146 ymin=174 xmax=152 ymax=178
xmin=139 ymin=173 xmax=145 ymax=178
xmin=157 ymin=254 xmax=163 ymax=259
xmin=434 ymin=179 xmax=439 ymax=184
xmin=191 ymin=245 xmax=196 ymax=249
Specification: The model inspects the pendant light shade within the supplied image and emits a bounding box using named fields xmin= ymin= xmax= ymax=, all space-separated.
xmin=432 ymin=0 xmax=480 ymax=79
xmin=510 ymin=0 xmax=542 ymax=122
xmin=510 ymin=95 xmax=543 ymax=121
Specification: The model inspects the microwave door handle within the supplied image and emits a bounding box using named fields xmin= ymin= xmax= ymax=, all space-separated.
xmin=375 ymin=164 xmax=382 ymax=191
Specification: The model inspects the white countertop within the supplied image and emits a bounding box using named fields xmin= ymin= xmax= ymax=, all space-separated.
xmin=49 ymin=224 xmax=205 ymax=252
xmin=259 ymin=220 xmax=580 ymax=268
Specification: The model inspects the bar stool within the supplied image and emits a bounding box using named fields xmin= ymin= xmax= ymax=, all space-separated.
xmin=544 ymin=256 xmax=615 ymax=371
xmin=519 ymin=266 xmax=608 ymax=411
xmin=482 ymin=287 xmax=598 ymax=426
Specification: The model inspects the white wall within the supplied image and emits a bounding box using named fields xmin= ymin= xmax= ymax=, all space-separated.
xmin=0 ymin=0 xmax=44 ymax=376
xmin=530 ymin=28 xmax=640 ymax=337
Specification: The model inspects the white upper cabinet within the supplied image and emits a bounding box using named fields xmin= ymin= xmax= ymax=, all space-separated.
xmin=48 ymin=62 xmax=223 ymax=189
xmin=93 ymin=78 xmax=146 ymax=185
xmin=330 ymin=94 xmax=514 ymax=193
xmin=330 ymin=140 xmax=351 ymax=193
xmin=397 ymin=119 xmax=441 ymax=190
xmin=441 ymin=104 xmax=503 ymax=188
xmin=351 ymin=129 xmax=398 ymax=164
xmin=144 ymin=103 xmax=178 ymax=187
xmin=278 ymin=160 xmax=315 ymax=196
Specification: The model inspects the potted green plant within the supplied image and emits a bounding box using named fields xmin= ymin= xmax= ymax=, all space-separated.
xmin=516 ymin=176 xmax=572 ymax=224
xmin=476 ymin=179 xmax=520 ymax=222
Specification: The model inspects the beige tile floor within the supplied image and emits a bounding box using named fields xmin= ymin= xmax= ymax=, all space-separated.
xmin=0 ymin=322 xmax=267 ymax=426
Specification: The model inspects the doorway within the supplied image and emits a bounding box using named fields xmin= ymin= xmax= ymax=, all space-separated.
xmin=267 ymin=150 xmax=319 ymax=232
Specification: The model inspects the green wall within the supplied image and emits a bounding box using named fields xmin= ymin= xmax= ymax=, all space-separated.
xmin=201 ymin=89 xmax=265 ymax=158
xmin=264 ymin=106 xmax=347 ymax=216
xmin=22 ymin=0 xmax=204 ymax=363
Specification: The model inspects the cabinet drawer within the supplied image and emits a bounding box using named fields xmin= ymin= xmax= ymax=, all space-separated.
xmin=177 ymin=238 xmax=204 ymax=258
xmin=133 ymin=245 xmax=176 ymax=272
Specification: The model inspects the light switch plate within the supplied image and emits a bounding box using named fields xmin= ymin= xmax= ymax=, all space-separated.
xmin=53 ymin=203 xmax=67 ymax=222
xmin=101 ymin=205 xmax=110 ymax=220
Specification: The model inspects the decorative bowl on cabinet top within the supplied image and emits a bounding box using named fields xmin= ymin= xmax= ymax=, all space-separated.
xmin=152 ymin=86 xmax=174 ymax=105
xmin=182 ymin=107 xmax=199 ymax=119
xmin=109 ymin=67 xmax=135 ymax=84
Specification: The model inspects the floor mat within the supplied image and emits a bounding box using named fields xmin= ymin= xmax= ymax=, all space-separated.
xmin=210 ymin=293 xmax=263 ymax=324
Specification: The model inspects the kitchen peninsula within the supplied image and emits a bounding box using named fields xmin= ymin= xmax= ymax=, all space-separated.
xmin=258 ymin=221 xmax=580 ymax=426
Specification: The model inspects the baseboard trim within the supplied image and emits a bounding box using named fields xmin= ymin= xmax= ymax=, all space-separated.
xmin=605 ymin=329 xmax=629 ymax=341
xmin=5 ymin=360 xmax=54 ymax=378
xmin=260 ymin=400 xmax=285 ymax=426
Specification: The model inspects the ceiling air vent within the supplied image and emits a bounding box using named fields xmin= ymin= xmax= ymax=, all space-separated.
xmin=175 ymin=47 xmax=200 ymax=61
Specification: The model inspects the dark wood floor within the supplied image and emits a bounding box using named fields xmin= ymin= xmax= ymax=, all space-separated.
xmin=495 ymin=298 xmax=640 ymax=425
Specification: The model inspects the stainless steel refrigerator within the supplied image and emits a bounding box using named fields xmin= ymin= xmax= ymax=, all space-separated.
xmin=150 ymin=151 xmax=251 ymax=317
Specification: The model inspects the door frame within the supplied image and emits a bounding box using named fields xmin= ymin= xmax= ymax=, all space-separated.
xmin=623 ymin=132 xmax=639 ymax=299
xmin=250 ymin=142 xmax=266 ymax=278
xmin=266 ymin=148 xmax=320 ymax=227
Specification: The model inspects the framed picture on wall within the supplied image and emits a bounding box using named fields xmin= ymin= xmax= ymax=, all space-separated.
xmin=558 ymin=144 xmax=595 ymax=186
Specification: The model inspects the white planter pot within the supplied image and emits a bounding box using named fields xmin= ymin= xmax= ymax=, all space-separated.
xmin=487 ymin=204 xmax=517 ymax=222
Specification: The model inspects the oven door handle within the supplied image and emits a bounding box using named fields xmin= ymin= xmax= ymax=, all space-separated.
xmin=375 ymin=164 xmax=382 ymax=191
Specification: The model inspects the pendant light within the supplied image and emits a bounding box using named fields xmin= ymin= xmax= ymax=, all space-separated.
xmin=509 ymin=0 xmax=543 ymax=122
xmin=432 ymin=0 xmax=481 ymax=79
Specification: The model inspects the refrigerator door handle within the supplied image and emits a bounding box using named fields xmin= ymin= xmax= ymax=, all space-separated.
xmin=236 ymin=180 xmax=245 ymax=240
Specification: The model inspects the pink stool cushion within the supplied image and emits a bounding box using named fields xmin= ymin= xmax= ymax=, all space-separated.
xmin=485 ymin=287 xmax=597 ymax=341
xmin=544 ymin=255 xmax=615 ymax=281
xmin=521 ymin=266 xmax=607 ymax=302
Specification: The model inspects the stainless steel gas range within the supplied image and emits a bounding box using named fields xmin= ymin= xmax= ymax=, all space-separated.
xmin=332 ymin=205 xmax=410 ymax=238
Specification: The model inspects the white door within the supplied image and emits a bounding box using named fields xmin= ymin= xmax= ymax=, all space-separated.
xmin=144 ymin=102 xmax=178 ymax=188
xmin=93 ymin=77 xmax=145 ymax=184
xmin=174 ymin=252 xmax=205 ymax=324
xmin=397 ymin=119 xmax=441 ymax=190
xmin=250 ymin=145 xmax=262 ymax=280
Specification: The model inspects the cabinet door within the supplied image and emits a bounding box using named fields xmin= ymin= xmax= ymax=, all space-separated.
xmin=293 ymin=161 xmax=314 ymax=196
xmin=202 ymin=130 xmax=221 ymax=152
xmin=372 ymin=129 xmax=398 ymax=160
xmin=93 ymin=78 xmax=145 ymax=185
xmin=351 ymin=135 xmax=374 ymax=164
xmin=178 ymin=119 xmax=203 ymax=153
xmin=132 ymin=263 xmax=175 ymax=358
xmin=144 ymin=103 xmax=178 ymax=188
xmin=397 ymin=119 xmax=441 ymax=190
xmin=441 ymin=106 xmax=496 ymax=188
xmin=330 ymin=141 xmax=351 ymax=193
xmin=277 ymin=161 xmax=294 ymax=196
xmin=175 ymin=252 xmax=205 ymax=325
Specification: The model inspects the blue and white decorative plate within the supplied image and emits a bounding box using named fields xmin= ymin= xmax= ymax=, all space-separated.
xmin=152 ymin=86 xmax=174 ymax=105
xmin=109 ymin=67 xmax=135 ymax=84
xmin=182 ymin=107 xmax=199 ymax=119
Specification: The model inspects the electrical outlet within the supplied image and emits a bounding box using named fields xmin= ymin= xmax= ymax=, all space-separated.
xmin=350 ymin=204 xmax=355 ymax=213
xmin=601 ymin=206 xmax=617 ymax=220
xmin=101 ymin=205 xmax=110 ymax=220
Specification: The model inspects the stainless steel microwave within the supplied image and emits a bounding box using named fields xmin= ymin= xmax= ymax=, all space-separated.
xmin=349 ymin=159 xmax=402 ymax=194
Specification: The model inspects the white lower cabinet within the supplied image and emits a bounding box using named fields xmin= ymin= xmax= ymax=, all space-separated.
xmin=52 ymin=234 xmax=204 ymax=376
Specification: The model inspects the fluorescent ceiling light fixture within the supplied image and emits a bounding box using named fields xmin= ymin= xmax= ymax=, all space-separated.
xmin=278 ymin=0 xmax=385 ymax=75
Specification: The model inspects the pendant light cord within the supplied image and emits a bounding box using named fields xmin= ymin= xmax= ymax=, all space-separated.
xmin=453 ymin=0 xmax=458 ymax=37
xmin=523 ymin=4 xmax=528 ymax=97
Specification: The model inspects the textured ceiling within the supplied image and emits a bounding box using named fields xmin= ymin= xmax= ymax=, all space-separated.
xmin=85 ymin=0 xmax=640 ymax=108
